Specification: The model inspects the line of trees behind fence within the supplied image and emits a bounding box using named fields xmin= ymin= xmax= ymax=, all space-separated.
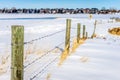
xmin=0 ymin=7 xmax=120 ymax=14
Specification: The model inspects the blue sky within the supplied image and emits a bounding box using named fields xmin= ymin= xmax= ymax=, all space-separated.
xmin=0 ymin=0 xmax=120 ymax=9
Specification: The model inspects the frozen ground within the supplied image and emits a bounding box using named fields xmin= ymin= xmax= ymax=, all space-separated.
xmin=0 ymin=14 xmax=120 ymax=80
xmin=51 ymin=38 xmax=120 ymax=80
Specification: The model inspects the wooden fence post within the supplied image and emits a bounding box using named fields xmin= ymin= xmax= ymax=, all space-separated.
xmin=91 ymin=20 xmax=97 ymax=38
xmin=83 ymin=25 xmax=86 ymax=39
xmin=77 ymin=23 xmax=81 ymax=43
xmin=65 ymin=19 xmax=71 ymax=53
xmin=86 ymin=32 xmax=88 ymax=39
xmin=11 ymin=25 xmax=24 ymax=80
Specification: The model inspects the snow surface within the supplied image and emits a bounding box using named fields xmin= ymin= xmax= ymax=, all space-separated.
xmin=0 ymin=14 xmax=120 ymax=80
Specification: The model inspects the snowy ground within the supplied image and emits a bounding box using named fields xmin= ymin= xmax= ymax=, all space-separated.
xmin=51 ymin=38 xmax=120 ymax=80
xmin=0 ymin=14 xmax=120 ymax=80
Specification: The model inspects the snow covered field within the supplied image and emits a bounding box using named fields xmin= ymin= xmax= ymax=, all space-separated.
xmin=0 ymin=14 xmax=120 ymax=80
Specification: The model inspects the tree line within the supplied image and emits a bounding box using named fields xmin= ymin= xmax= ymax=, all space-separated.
xmin=0 ymin=8 xmax=119 ymax=14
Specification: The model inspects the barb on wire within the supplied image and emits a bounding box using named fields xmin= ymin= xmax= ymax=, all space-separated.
xmin=24 ymin=42 xmax=64 ymax=69
xmin=30 ymin=55 xmax=59 ymax=80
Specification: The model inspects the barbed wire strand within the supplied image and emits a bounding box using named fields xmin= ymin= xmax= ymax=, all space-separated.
xmin=24 ymin=41 xmax=64 ymax=69
xmin=28 ymin=53 xmax=60 ymax=79
xmin=11 ymin=29 xmax=65 ymax=46
xmin=30 ymin=54 xmax=60 ymax=80
xmin=33 ymin=56 xmax=59 ymax=80
xmin=24 ymin=29 xmax=65 ymax=44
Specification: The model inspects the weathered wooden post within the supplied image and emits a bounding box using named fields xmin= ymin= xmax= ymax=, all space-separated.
xmin=83 ymin=25 xmax=86 ymax=39
xmin=65 ymin=19 xmax=71 ymax=53
xmin=91 ymin=20 xmax=97 ymax=38
xmin=77 ymin=23 xmax=81 ymax=43
xmin=11 ymin=25 xmax=24 ymax=80
xmin=86 ymin=32 xmax=88 ymax=39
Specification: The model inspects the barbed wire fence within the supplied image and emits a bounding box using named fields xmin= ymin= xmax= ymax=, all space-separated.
xmin=23 ymin=29 xmax=66 ymax=80
xmin=23 ymin=20 xmax=77 ymax=80
xmin=10 ymin=26 xmax=67 ymax=80
xmin=1 ymin=18 xmax=120 ymax=80
xmin=25 ymin=22 xmax=81 ymax=80
xmin=9 ymin=19 xmax=90 ymax=80
xmin=0 ymin=19 xmax=91 ymax=80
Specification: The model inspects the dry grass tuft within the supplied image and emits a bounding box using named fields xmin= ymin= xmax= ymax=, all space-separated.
xmin=108 ymin=27 xmax=120 ymax=36
xmin=46 ymin=73 xmax=51 ymax=80
xmin=115 ymin=18 xmax=120 ymax=22
xmin=71 ymin=38 xmax=85 ymax=53
xmin=0 ymin=55 xmax=9 ymax=75
xmin=80 ymin=56 xmax=89 ymax=63
xmin=91 ymin=34 xmax=97 ymax=38
xmin=58 ymin=45 xmax=69 ymax=66
xmin=58 ymin=38 xmax=86 ymax=66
